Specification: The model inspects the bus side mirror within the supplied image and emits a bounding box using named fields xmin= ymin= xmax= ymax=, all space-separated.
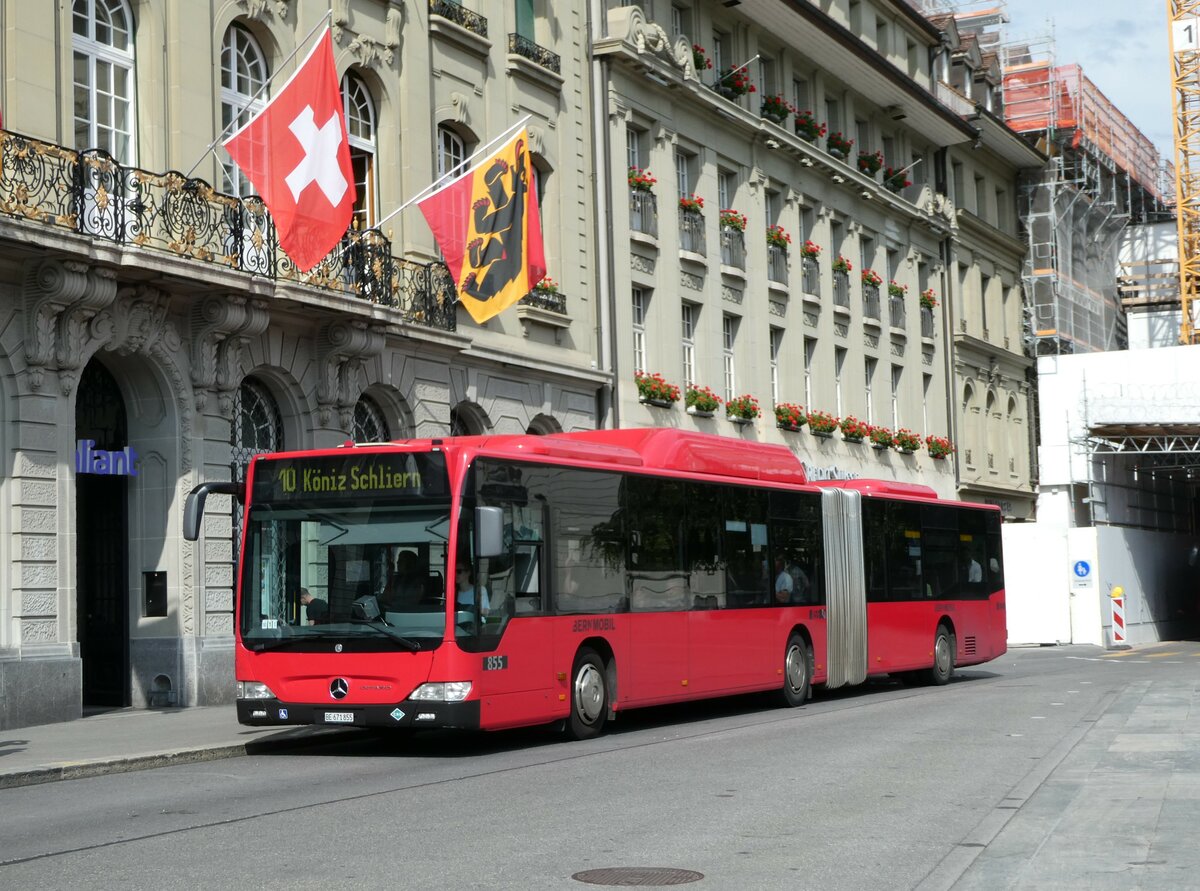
xmin=183 ymin=481 xmax=244 ymax=541
xmin=475 ymin=506 xmax=504 ymax=558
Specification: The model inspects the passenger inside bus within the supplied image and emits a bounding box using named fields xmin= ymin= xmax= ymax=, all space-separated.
xmin=455 ymin=564 xmax=490 ymax=613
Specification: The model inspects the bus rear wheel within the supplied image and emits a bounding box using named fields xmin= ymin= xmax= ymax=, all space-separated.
xmin=567 ymin=647 xmax=608 ymax=740
xmin=779 ymin=633 xmax=811 ymax=707
xmin=926 ymin=625 xmax=955 ymax=686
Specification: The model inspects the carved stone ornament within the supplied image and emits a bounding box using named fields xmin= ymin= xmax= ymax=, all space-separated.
xmin=449 ymin=91 xmax=471 ymax=126
xmin=925 ymin=191 xmax=957 ymax=228
xmin=337 ymin=3 xmax=402 ymax=69
xmin=189 ymin=295 xmax=270 ymax=416
xmin=607 ymin=6 xmax=696 ymax=81
xmin=235 ymin=0 xmax=288 ymax=22
xmin=22 ymin=259 xmax=118 ymax=395
xmin=316 ymin=320 xmax=386 ymax=430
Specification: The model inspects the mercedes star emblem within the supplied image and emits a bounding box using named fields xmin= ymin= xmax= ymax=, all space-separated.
xmin=329 ymin=677 xmax=349 ymax=700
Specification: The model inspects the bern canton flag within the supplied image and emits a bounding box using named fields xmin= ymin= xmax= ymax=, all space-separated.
xmin=419 ymin=128 xmax=546 ymax=324
xmin=223 ymin=30 xmax=355 ymax=272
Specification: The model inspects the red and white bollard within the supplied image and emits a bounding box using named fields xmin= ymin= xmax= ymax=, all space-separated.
xmin=1110 ymin=585 xmax=1129 ymax=649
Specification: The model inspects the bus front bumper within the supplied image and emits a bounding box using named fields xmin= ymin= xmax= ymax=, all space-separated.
xmin=237 ymin=697 xmax=481 ymax=730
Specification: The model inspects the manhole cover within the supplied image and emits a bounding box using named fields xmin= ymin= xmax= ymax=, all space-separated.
xmin=571 ymin=867 xmax=704 ymax=886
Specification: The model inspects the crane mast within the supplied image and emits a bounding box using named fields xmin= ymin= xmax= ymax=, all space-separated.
xmin=1170 ymin=1 xmax=1200 ymax=343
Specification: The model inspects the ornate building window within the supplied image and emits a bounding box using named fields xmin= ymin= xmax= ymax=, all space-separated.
xmin=436 ymin=125 xmax=468 ymax=183
xmin=342 ymin=72 xmax=377 ymax=229
xmin=353 ymin=394 xmax=391 ymax=443
xmin=72 ymin=0 xmax=136 ymax=163
xmin=220 ymin=23 xmax=269 ymax=196
xmin=231 ymin=378 xmax=283 ymax=559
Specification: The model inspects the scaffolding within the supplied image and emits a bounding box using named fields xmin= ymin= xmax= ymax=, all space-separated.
xmin=1000 ymin=44 xmax=1171 ymax=355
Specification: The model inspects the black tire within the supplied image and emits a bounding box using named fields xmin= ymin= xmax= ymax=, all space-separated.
xmin=926 ymin=625 xmax=955 ymax=686
xmin=567 ymin=647 xmax=608 ymax=740
xmin=779 ymin=633 xmax=811 ymax=707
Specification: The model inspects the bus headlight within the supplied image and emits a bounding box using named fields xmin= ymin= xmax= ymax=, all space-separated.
xmin=237 ymin=681 xmax=277 ymax=700
xmin=411 ymin=681 xmax=472 ymax=702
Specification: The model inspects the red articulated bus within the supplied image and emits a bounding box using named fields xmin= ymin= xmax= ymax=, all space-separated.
xmin=183 ymin=428 xmax=1006 ymax=739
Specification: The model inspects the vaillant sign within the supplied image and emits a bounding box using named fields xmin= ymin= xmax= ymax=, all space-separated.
xmin=75 ymin=439 xmax=138 ymax=476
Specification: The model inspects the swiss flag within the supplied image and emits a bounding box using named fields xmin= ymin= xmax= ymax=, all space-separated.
xmin=223 ymin=30 xmax=354 ymax=272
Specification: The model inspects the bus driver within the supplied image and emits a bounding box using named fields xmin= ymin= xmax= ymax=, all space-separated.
xmin=455 ymin=564 xmax=490 ymax=614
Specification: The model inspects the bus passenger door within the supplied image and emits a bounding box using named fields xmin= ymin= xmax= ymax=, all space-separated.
xmin=625 ymin=478 xmax=690 ymax=704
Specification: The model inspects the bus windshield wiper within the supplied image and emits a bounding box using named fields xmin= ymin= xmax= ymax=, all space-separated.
xmin=349 ymin=619 xmax=422 ymax=651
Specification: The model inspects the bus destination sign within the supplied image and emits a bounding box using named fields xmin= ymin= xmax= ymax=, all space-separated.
xmin=252 ymin=452 xmax=448 ymax=501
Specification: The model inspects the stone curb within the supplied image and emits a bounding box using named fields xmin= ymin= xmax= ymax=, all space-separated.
xmin=0 ymin=728 xmax=347 ymax=790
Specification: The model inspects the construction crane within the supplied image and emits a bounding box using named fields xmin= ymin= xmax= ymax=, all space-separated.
xmin=1169 ymin=0 xmax=1200 ymax=343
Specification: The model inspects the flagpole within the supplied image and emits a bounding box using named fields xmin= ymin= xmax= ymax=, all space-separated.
xmin=374 ymin=114 xmax=533 ymax=231
xmin=715 ymin=55 xmax=759 ymax=85
xmin=183 ymin=9 xmax=333 ymax=179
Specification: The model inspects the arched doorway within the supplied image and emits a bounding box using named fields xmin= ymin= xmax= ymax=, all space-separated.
xmin=75 ymin=358 xmax=131 ymax=707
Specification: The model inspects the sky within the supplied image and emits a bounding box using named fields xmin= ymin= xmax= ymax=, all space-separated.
xmin=999 ymin=0 xmax=1173 ymax=158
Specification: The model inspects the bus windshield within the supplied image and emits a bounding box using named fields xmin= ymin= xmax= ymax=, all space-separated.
xmin=239 ymin=451 xmax=453 ymax=650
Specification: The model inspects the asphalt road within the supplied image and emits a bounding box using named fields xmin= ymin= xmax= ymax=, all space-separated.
xmin=0 ymin=644 xmax=1194 ymax=890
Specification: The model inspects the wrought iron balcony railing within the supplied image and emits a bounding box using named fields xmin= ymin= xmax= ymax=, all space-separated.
xmin=629 ymin=188 xmax=658 ymax=237
xmin=862 ymin=284 xmax=881 ymax=320
xmin=720 ymin=227 xmax=745 ymax=269
xmin=0 ymin=132 xmax=455 ymax=331
xmin=508 ymin=33 xmax=561 ymax=74
xmin=767 ymin=244 xmax=788 ymax=285
xmin=889 ymin=295 xmax=907 ymax=329
xmin=522 ymin=288 xmax=566 ymax=314
xmin=833 ymin=270 xmax=851 ymax=307
xmin=430 ymin=0 xmax=488 ymax=37
xmin=802 ymin=257 xmax=819 ymax=295
xmin=679 ymin=209 xmax=706 ymax=256
xmin=920 ymin=305 xmax=935 ymax=338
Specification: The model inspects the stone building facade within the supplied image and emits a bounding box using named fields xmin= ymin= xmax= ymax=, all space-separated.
xmin=594 ymin=0 xmax=1036 ymax=515
xmin=0 ymin=0 xmax=600 ymax=728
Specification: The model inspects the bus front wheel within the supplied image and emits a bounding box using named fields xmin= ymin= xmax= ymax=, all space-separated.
xmin=927 ymin=625 xmax=955 ymax=686
xmin=779 ymin=633 xmax=811 ymax=707
xmin=567 ymin=647 xmax=608 ymax=740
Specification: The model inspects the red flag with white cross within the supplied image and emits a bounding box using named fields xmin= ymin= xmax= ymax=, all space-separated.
xmin=223 ymin=30 xmax=354 ymax=272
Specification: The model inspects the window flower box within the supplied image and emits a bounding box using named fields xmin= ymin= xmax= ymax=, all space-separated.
xmin=715 ymin=66 xmax=755 ymax=99
xmin=857 ymin=150 xmax=884 ymax=177
xmin=635 ymin=371 xmax=680 ymax=406
xmin=766 ymin=224 xmax=791 ymax=250
xmin=679 ymin=193 xmax=704 ymax=215
xmin=826 ymin=131 xmax=853 ymax=160
xmin=894 ymin=428 xmax=921 ymax=453
xmin=775 ymin=402 xmax=806 ymax=432
xmin=920 ymin=288 xmax=938 ymax=310
xmin=883 ymin=165 xmax=911 ymax=193
xmin=861 ymin=268 xmax=883 ymax=288
xmin=806 ymin=409 xmax=838 ymax=435
xmin=720 ymin=208 xmax=747 ymax=231
xmin=761 ymin=93 xmax=792 ymax=124
xmin=628 ymin=166 xmax=657 ymax=193
xmin=686 ymin=384 xmax=721 ymax=415
xmin=794 ymin=110 xmax=827 ymax=143
xmin=839 ymin=415 xmax=870 ymax=442
xmin=726 ymin=393 xmax=761 ymax=421
xmin=926 ymin=434 xmax=954 ymax=459
xmin=869 ymin=426 xmax=894 ymax=450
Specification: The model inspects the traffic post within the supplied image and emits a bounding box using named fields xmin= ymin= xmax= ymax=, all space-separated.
xmin=1109 ymin=585 xmax=1130 ymax=650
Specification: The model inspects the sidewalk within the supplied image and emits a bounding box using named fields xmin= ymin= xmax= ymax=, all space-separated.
xmin=0 ymin=706 xmax=347 ymax=789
